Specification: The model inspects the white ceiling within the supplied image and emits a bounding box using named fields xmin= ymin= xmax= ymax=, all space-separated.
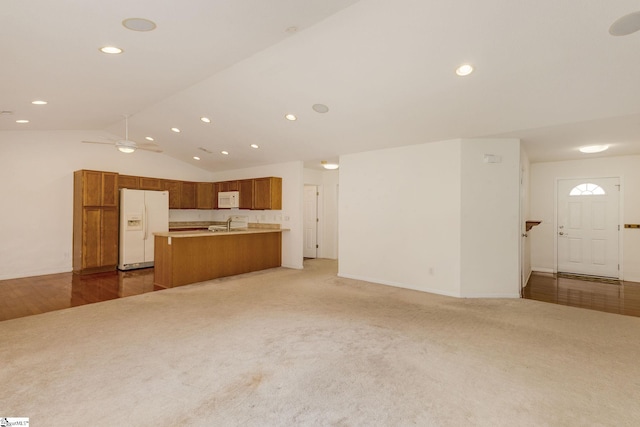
xmin=2 ymin=0 xmax=640 ymax=171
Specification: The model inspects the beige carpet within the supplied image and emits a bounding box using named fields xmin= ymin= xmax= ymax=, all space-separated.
xmin=1 ymin=259 xmax=639 ymax=426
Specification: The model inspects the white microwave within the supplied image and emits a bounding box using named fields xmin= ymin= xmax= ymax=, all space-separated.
xmin=218 ymin=191 xmax=239 ymax=208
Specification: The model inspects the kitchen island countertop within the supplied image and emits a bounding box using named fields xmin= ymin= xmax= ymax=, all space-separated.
xmin=155 ymin=228 xmax=288 ymax=238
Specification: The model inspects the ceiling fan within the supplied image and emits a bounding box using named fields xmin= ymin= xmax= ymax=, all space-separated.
xmin=82 ymin=115 xmax=162 ymax=153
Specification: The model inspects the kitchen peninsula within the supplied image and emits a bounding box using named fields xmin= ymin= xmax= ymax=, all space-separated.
xmin=153 ymin=227 xmax=284 ymax=288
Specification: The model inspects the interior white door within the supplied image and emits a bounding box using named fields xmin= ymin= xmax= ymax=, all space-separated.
xmin=303 ymin=185 xmax=318 ymax=258
xmin=557 ymin=178 xmax=619 ymax=278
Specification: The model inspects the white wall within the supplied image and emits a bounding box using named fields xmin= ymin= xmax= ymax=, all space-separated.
xmin=211 ymin=161 xmax=304 ymax=269
xmin=339 ymin=140 xmax=463 ymax=297
xmin=459 ymin=139 xmax=521 ymax=298
xmin=530 ymin=155 xmax=640 ymax=282
xmin=0 ymin=130 xmax=212 ymax=280
xmin=338 ymin=138 xmax=521 ymax=298
xmin=303 ymin=168 xmax=339 ymax=259
xmin=521 ymin=147 xmax=532 ymax=285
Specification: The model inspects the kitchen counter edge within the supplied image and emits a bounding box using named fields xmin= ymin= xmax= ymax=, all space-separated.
xmin=155 ymin=228 xmax=289 ymax=238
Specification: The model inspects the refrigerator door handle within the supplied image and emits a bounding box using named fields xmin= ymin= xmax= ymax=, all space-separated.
xmin=143 ymin=203 xmax=148 ymax=240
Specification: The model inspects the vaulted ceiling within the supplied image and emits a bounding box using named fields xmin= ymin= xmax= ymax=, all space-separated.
xmin=2 ymin=0 xmax=639 ymax=171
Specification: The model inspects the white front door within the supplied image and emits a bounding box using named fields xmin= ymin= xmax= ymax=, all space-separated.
xmin=557 ymin=178 xmax=620 ymax=278
xmin=303 ymin=185 xmax=318 ymax=258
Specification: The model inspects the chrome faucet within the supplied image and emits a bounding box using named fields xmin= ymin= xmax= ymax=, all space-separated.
xmin=226 ymin=216 xmax=233 ymax=231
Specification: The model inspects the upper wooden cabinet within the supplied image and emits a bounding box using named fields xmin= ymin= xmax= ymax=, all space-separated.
xmin=253 ymin=177 xmax=282 ymax=210
xmin=139 ymin=177 xmax=163 ymax=191
xmin=119 ymin=175 xmax=162 ymax=191
xmin=217 ymin=180 xmax=239 ymax=192
xmin=80 ymin=170 xmax=282 ymax=212
xmin=238 ymin=179 xmax=254 ymax=209
xmin=118 ymin=175 xmax=140 ymax=189
xmin=76 ymin=170 xmax=118 ymax=207
xmin=181 ymin=181 xmax=197 ymax=209
xmin=162 ymin=180 xmax=182 ymax=209
xmin=196 ymin=182 xmax=215 ymax=209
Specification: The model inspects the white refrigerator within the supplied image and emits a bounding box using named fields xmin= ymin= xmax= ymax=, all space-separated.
xmin=118 ymin=189 xmax=169 ymax=271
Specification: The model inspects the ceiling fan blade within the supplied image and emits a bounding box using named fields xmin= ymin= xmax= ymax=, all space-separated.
xmin=82 ymin=140 xmax=114 ymax=145
xmin=138 ymin=146 xmax=163 ymax=153
xmin=610 ymin=11 xmax=640 ymax=36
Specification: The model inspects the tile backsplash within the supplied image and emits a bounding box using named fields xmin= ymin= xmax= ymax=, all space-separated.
xmin=169 ymin=209 xmax=287 ymax=226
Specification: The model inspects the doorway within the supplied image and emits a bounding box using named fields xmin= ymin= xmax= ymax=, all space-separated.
xmin=556 ymin=177 xmax=620 ymax=278
xmin=303 ymin=185 xmax=318 ymax=258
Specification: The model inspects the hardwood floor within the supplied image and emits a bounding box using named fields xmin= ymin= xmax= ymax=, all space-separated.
xmin=524 ymin=272 xmax=640 ymax=317
xmin=0 ymin=268 xmax=159 ymax=321
xmin=3 ymin=269 xmax=640 ymax=322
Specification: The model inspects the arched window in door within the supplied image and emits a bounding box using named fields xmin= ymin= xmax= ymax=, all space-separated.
xmin=569 ymin=183 xmax=606 ymax=196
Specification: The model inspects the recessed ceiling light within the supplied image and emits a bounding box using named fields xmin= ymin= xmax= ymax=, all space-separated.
xmin=16 ymin=119 xmax=29 ymax=124
xmin=285 ymin=114 xmax=297 ymax=121
xmin=31 ymin=100 xmax=47 ymax=105
xmin=579 ymin=145 xmax=609 ymax=154
xmin=200 ymin=117 xmax=211 ymax=123
xmin=250 ymin=144 xmax=259 ymax=149
xmin=122 ymin=18 xmax=157 ymax=32
xmin=455 ymin=64 xmax=474 ymax=76
xmin=312 ymin=104 xmax=329 ymax=113
xmin=145 ymin=136 xmax=154 ymax=141
xmin=221 ymin=151 xmax=229 ymax=155
xmin=193 ymin=156 xmax=201 ymax=161
xmin=171 ymin=127 xmax=181 ymax=133
xmin=100 ymin=46 xmax=123 ymax=54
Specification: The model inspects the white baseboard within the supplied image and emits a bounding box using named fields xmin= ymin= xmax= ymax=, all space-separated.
xmin=338 ymin=272 xmax=463 ymax=298
xmin=532 ymin=267 xmax=555 ymax=274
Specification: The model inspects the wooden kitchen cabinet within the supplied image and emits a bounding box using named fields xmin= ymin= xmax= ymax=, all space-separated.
xmin=253 ymin=177 xmax=282 ymax=210
xmin=238 ymin=179 xmax=254 ymax=209
xmin=81 ymin=207 xmax=118 ymax=269
xmin=118 ymin=175 xmax=140 ymax=189
xmin=139 ymin=177 xmax=163 ymax=191
xmin=118 ymin=175 xmax=162 ymax=191
xmin=73 ymin=170 xmax=119 ymax=274
xmin=181 ymin=181 xmax=197 ymax=209
xmin=80 ymin=170 xmax=118 ymax=207
xmin=196 ymin=182 xmax=215 ymax=209
xmin=216 ymin=181 xmax=239 ymax=192
xmin=162 ymin=180 xmax=182 ymax=209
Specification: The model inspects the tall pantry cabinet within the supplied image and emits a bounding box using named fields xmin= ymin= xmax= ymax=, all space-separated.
xmin=73 ymin=170 xmax=119 ymax=274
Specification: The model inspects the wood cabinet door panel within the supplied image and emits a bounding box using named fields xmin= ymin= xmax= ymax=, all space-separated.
xmin=118 ymin=175 xmax=140 ymax=189
xmin=253 ymin=177 xmax=282 ymax=210
xmin=163 ymin=180 xmax=182 ymax=209
xmin=181 ymin=182 xmax=197 ymax=209
xmin=82 ymin=208 xmax=102 ymax=269
xmin=139 ymin=177 xmax=162 ymax=191
xmin=196 ymin=182 xmax=214 ymax=209
xmin=101 ymin=173 xmax=118 ymax=206
xmin=83 ymin=171 xmax=103 ymax=206
xmin=239 ymin=179 xmax=254 ymax=209
xmin=101 ymin=208 xmax=119 ymax=266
